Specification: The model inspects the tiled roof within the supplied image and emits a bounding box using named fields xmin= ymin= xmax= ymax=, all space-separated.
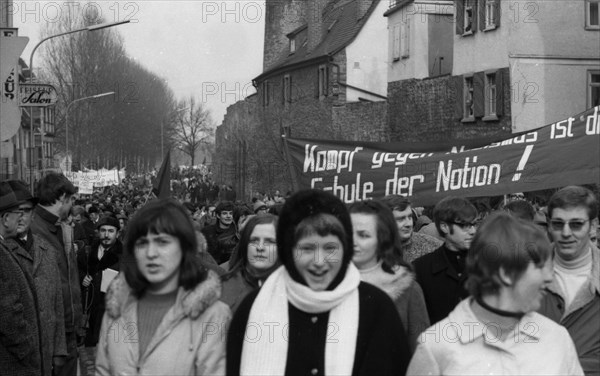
xmin=256 ymin=0 xmax=381 ymax=81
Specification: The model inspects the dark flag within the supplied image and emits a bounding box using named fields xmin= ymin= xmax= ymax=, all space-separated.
xmin=152 ymin=150 xmax=171 ymax=198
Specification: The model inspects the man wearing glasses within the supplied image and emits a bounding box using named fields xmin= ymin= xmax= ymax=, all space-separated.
xmin=539 ymin=186 xmax=599 ymax=376
xmin=413 ymin=196 xmax=478 ymax=324
xmin=0 ymin=181 xmax=43 ymax=375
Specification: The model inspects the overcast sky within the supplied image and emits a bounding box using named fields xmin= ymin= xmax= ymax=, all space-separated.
xmin=13 ymin=0 xmax=266 ymax=123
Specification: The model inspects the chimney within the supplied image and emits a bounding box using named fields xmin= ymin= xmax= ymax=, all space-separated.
xmin=307 ymin=0 xmax=328 ymax=52
xmin=356 ymin=0 xmax=372 ymax=20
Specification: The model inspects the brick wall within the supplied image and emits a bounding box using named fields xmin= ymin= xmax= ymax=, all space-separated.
xmin=264 ymin=0 xmax=307 ymax=71
xmin=215 ymin=57 xmax=393 ymax=198
xmin=333 ymin=101 xmax=388 ymax=141
xmin=387 ymin=68 xmax=511 ymax=142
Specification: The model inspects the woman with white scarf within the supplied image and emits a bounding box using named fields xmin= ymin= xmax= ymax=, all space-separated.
xmin=227 ymin=189 xmax=411 ymax=376
xmin=349 ymin=200 xmax=430 ymax=352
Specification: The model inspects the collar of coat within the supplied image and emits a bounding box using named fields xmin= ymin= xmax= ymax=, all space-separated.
xmin=546 ymin=242 xmax=600 ymax=317
xmin=359 ymin=262 xmax=414 ymax=301
xmin=34 ymin=205 xmax=60 ymax=229
xmin=105 ymin=269 xmax=222 ymax=320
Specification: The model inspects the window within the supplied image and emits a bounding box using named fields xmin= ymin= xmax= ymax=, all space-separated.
xmin=456 ymin=0 xmax=478 ymax=35
xmin=485 ymin=72 xmax=497 ymax=118
xmin=484 ymin=0 xmax=498 ymax=29
xmin=587 ymin=0 xmax=600 ymax=29
xmin=318 ymin=65 xmax=328 ymax=99
xmin=392 ymin=24 xmax=400 ymax=61
xmin=283 ymin=74 xmax=292 ymax=105
xmin=589 ymin=71 xmax=600 ymax=108
xmin=464 ymin=3 xmax=474 ymax=33
xmin=290 ymin=38 xmax=296 ymax=54
xmin=401 ymin=22 xmax=410 ymax=58
xmin=464 ymin=76 xmax=475 ymax=120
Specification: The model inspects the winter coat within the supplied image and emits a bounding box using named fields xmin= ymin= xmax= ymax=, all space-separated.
xmin=78 ymin=239 xmax=123 ymax=347
xmin=408 ymin=298 xmax=583 ymax=376
xmin=30 ymin=206 xmax=83 ymax=338
xmin=359 ymin=262 xmax=430 ymax=352
xmin=413 ymin=244 xmax=469 ymax=324
xmin=402 ymin=232 xmax=443 ymax=264
xmin=8 ymin=232 xmax=67 ymax=376
xmin=0 ymin=239 xmax=43 ymax=376
xmin=227 ymin=282 xmax=411 ymax=376
xmin=220 ymin=271 xmax=255 ymax=315
xmin=95 ymin=270 xmax=231 ymax=375
xmin=538 ymin=243 xmax=600 ymax=376
xmin=201 ymin=223 xmax=239 ymax=264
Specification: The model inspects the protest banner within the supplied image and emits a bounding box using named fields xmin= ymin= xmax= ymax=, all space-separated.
xmin=286 ymin=107 xmax=600 ymax=206
xmin=66 ymin=168 xmax=125 ymax=192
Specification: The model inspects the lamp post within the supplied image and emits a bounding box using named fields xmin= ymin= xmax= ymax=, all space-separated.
xmin=65 ymin=92 xmax=114 ymax=173
xmin=27 ymin=19 xmax=130 ymax=190
xmin=162 ymin=106 xmax=189 ymax=160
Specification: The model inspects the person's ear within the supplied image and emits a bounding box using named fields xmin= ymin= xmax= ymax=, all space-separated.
xmin=440 ymin=222 xmax=450 ymax=236
xmin=498 ymin=267 xmax=514 ymax=287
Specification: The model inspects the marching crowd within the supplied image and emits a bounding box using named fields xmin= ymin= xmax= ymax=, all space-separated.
xmin=0 ymin=172 xmax=599 ymax=376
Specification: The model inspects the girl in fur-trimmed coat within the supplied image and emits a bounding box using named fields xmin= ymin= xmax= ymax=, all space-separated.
xmin=95 ymin=199 xmax=231 ymax=376
xmin=350 ymin=200 xmax=430 ymax=352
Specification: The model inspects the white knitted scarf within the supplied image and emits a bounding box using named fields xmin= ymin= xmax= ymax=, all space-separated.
xmin=240 ymin=264 xmax=361 ymax=376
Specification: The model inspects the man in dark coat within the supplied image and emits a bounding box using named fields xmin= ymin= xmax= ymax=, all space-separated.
xmin=79 ymin=216 xmax=122 ymax=347
xmin=30 ymin=173 xmax=82 ymax=376
xmin=413 ymin=196 xmax=477 ymax=324
xmin=0 ymin=181 xmax=43 ymax=376
xmin=7 ymin=181 xmax=67 ymax=376
xmin=201 ymin=201 xmax=239 ymax=264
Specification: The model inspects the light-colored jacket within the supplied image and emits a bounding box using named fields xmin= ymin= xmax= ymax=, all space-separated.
xmin=95 ymin=270 xmax=231 ymax=376
xmin=407 ymin=298 xmax=583 ymax=376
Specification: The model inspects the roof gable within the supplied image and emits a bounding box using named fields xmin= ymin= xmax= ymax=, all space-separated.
xmin=256 ymin=0 xmax=381 ymax=82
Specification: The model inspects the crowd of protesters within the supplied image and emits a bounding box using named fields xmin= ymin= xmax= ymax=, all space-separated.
xmin=1 ymin=170 xmax=599 ymax=375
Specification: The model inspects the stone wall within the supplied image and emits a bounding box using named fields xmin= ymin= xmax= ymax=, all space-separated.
xmin=387 ymin=68 xmax=512 ymax=142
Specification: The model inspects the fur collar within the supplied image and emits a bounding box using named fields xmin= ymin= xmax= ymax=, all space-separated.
xmin=105 ymin=269 xmax=222 ymax=320
xmin=359 ymin=262 xmax=414 ymax=300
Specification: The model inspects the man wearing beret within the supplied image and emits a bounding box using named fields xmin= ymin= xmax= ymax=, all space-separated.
xmin=0 ymin=181 xmax=43 ymax=376
xmin=79 ymin=216 xmax=122 ymax=348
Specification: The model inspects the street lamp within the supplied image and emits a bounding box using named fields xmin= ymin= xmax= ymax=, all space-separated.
xmin=65 ymin=92 xmax=115 ymax=173
xmin=27 ymin=19 xmax=130 ymax=190
xmin=162 ymin=106 xmax=189 ymax=160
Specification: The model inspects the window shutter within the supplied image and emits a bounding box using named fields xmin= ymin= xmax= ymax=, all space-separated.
xmin=316 ymin=68 xmax=320 ymax=98
xmin=325 ymin=66 xmax=330 ymax=96
xmin=471 ymin=0 xmax=478 ymax=33
xmin=454 ymin=76 xmax=464 ymax=119
xmin=495 ymin=0 xmax=501 ymax=27
xmin=289 ymin=76 xmax=293 ymax=103
xmin=496 ymin=69 xmax=504 ymax=116
xmin=393 ymin=24 xmax=401 ymax=59
xmin=456 ymin=0 xmax=464 ymax=34
xmin=282 ymin=77 xmax=286 ymax=104
xmin=474 ymin=72 xmax=485 ymax=117
xmin=479 ymin=0 xmax=486 ymax=31
xmin=402 ymin=22 xmax=410 ymax=57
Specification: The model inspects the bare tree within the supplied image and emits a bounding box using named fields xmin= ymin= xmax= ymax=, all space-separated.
xmin=39 ymin=10 xmax=176 ymax=172
xmin=171 ymin=97 xmax=214 ymax=166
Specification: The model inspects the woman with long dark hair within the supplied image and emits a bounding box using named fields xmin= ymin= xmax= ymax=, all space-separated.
xmin=349 ymin=200 xmax=430 ymax=352
xmin=95 ymin=199 xmax=230 ymax=375
xmin=220 ymin=214 xmax=279 ymax=313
